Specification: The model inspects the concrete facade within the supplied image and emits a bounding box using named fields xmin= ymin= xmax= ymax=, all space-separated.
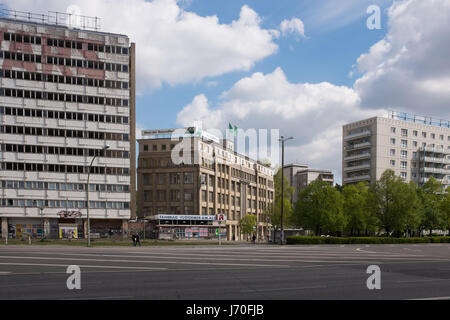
xmin=0 ymin=17 xmax=136 ymax=239
xmin=137 ymin=128 xmax=275 ymax=241
xmin=343 ymin=112 xmax=450 ymax=187
xmin=283 ymin=164 xmax=334 ymax=204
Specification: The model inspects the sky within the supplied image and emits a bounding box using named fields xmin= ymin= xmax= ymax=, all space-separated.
xmin=5 ymin=0 xmax=450 ymax=184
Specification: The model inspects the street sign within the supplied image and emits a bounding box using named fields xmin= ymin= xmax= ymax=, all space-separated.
xmin=216 ymin=214 xmax=227 ymax=221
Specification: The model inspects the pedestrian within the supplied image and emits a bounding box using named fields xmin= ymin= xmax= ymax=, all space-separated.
xmin=131 ymin=234 xmax=136 ymax=246
xmin=252 ymin=234 xmax=256 ymax=244
xmin=136 ymin=233 xmax=141 ymax=247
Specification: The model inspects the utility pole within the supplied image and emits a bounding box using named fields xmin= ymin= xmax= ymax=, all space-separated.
xmin=86 ymin=145 xmax=109 ymax=247
xmin=279 ymin=136 xmax=294 ymax=245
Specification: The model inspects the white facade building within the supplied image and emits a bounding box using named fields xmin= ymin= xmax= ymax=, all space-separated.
xmin=343 ymin=112 xmax=450 ymax=188
xmin=0 ymin=15 xmax=136 ymax=239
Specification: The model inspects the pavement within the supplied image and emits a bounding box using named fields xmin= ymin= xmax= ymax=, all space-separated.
xmin=0 ymin=243 xmax=450 ymax=300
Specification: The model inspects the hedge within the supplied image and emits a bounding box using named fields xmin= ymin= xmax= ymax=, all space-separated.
xmin=286 ymin=236 xmax=450 ymax=245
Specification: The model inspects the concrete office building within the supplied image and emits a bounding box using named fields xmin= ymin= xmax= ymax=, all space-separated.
xmin=0 ymin=12 xmax=136 ymax=239
xmin=283 ymin=164 xmax=334 ymax=204
xmin=137 ymin=127 xmax=275 ymax=241
xmin=342 ymin=111 xmax=450 ymax=188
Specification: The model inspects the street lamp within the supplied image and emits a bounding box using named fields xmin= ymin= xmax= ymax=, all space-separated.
xmin=86 ymin=145 xmax=110 ymax=247
xmin=39 ymin=204 xmax=45 ymax=238
xmin=278 ymin=136 xmax=294 ymax=245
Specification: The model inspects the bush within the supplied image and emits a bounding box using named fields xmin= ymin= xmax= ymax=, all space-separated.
xmin=286 ymin=236 xmax=450 ymax=245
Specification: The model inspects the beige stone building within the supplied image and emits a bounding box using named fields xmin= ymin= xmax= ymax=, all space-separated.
xmin=137 ymin=128 xmax=275 ymax=241
xmin=343 ymin=112 xmax=450 ymax=188
xmin=283 ymin=164 xmax=334 ymax=204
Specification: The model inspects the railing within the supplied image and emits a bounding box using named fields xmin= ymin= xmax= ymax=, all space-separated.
xmin=344 ymin=142 xmax=371 ymax=151
xmin=344 ymin=130 xmax=371 ymax=141
xmin=344 ymin=153 xmax=371 ymax=161
xmin=344 ymin=164 xmax=371 ymax=172
xmin=344 ymin=175 xmax=371 ymax=183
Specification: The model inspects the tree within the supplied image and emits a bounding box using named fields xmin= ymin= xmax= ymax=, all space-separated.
xmin=238 ymin=214 xmax=257 ymax=240
xmin=367 ymin=170 xmax=420 ymax=237
xmin=342 ymin=182 xmax=373 ymax=236
xmin=268 ymin=168 xmax=294 ymax=230
xmin=293 ymin=180 xmax=344 ymax=236
xmin=440 ymin=187 xmax=450 ymax=235
xmin=418 ymin=177 xmax=445 ymax=236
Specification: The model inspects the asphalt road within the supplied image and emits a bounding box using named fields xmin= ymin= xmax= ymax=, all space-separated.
xmin=0 ymin=243 xmax=450 ymax=300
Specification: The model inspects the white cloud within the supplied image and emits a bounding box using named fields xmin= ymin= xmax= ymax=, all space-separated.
xmin=354 ymin=0 xmax=450 ymax=117
xmin=177 ymin=68 xmax=385 ymax=183
xmin=5 ymin=0 xmax=279 ymax=93
xmin=280 ymin=17 xmax=305 ymax=38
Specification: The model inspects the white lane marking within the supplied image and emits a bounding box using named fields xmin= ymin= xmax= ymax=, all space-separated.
xmin=11 ymin=252 xmax=430 ymax=262
xmin=0 ymin=255 xmax=289 ymax=268
xmin=403 ymin=248 xmax=422 ymax=252
xmin=0 ymin=262 xmax=167 ymax=271
xmin=408 ymin=296 xmax=450 ymax=300
xmin=396 ymin=278 xmax=450 ymax=283
xmin=240 ymin=285 xmax=327 ymax=293
xmin=0 ymin=271 xmax=12 ymax=275
xmin=59 ymin=296 xmax=133 ymax=300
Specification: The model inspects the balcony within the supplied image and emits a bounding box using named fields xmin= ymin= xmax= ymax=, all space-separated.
xmin=420 ymin=156 xmax=448 ymax=164
xmin=344 ymin=175 xmax=371 ymax=183
xmin=344 ymin=142 xmax=371 ymax=151
xmin=419 ymin=146 xmax=450 ymax=155
xmin=344 ymin=164 xmax=371 ymax=172
xmin=344 ymin=153 xmax=371 ymax=161
xmin=344 ymin=130 xmax=371 ymax=141
xmin=421 ymin=167 xmax=450 ymax=175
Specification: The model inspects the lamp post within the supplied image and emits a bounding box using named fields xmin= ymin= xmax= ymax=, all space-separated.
xmin=278 ymin=136 xmax=294 ymax=245
xmin=39 ymin=204 xmax=45 ymax=238
xmin=86 ymin=145 xmax=109 ymax=247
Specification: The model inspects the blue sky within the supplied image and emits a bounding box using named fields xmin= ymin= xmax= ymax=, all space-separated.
xmin=137 ymin=0 xmax=390 ymax=131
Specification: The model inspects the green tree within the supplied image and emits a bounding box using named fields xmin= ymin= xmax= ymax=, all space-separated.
xmin=440 ymin=187 xmax=450 ymax=235
xmin=238 ymin=214 xmax=257 ymax=240
xmin=342 ymin=182 xmax=373 ymax=236
xmin=268 ymin=168 xmax=294 ymax=230
xmin=367 ymin=170 xmax=420 ymax=237
xmin=293 ymin=180 xmax=344 ymax=236
xmin=418 ymin=177 xmax=445 ymax=236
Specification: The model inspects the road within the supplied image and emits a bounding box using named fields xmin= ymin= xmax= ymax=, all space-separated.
xmin=0 ymin=243 xmax=450 ymax=300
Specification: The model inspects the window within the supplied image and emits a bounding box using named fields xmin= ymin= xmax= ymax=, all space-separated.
xmin=144 ymin=191 xmax=153 ymax=202
xmin=184 ymin=172 xmax=194 ymax=184
xmin=170 ymin=190 xmax=180 ymax=201
xmin=431 ymin=133 xmax=436 ymax=139
xmin=391 ymin=127 xmax=396 ymax=134
xmin=401 ymin=129 xmax=408 ymax=137
xmin=184 ymin=190 xmax=193 ymax=201
xmin=400 ymin=172 xmax=407 ymax=179
xmin=390 ymin=160 xmax=396 ymax=167
xmin=413 ymin=141 xmax=418 ymax=147
xmin=143 ymin=174 xmax=152 ymax=185
xmin=422 ymin=132 xmax=427 ymax=138
xmin=401 ymin=161 xmax=407 ymax=169
xmin=157 ymin=173 xmax=166 ymax=184
xmin=390 ymin=138 xmax=396 ymax=145
xmin=401 ymin=150 xmax=408 ymax=158
xmin=390 ymin=149 xmax=396 ymax=156
xmin=401 ymin=140 xmax=408 ymax=148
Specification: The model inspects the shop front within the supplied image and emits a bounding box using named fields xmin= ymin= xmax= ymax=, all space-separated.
xmin=148 ymin=215 xmax=224 ymax=240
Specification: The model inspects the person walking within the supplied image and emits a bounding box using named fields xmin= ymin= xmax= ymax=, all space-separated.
xmin=131 ymin=234 xmax=137 ymax=246
xmin=135 ymin=233 xmax=141 ymax=247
